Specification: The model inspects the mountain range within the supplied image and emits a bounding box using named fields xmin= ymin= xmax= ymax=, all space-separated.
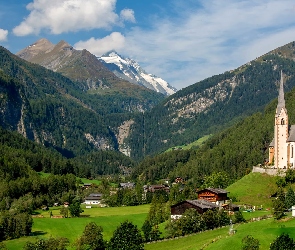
xmin=16 ymin=39 xmax=176 ymax=96
xmin=98 ymin=51 xmax=176 ymax=96
xmin=2 ymin=39 xmax=295 ymax=163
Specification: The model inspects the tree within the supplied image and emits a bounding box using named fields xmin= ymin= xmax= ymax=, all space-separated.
xmin=23 ymin=237 xmax=69 ymax=250
xmin=60 ymin=206 xmax=69 ymax=218
xmin=241 ymin=235 xmax=260 ymax=250
xmin=69 ymin=201 xmax=83 ymax=217
xmin=285 ymin=187 xmax=295 ymax=209
xmin=202 ymin=172 xmax=229 ymax=189
xmin=0 ymin=242 xmax=7 ymax=250
xmin=234 ymin=210 xmax=246 ymax=223
xmin=272 ymin=188 xmax=286 ymax=220
xmin=141 ymin=219 xmax=161 ymax=242
xmin=270 ymin=233 xmax=295 ymax=250
xmin=107 ymin=221 xmax=143 ymax=250
xmin=76 ymin=222 xmax=106 ymax=250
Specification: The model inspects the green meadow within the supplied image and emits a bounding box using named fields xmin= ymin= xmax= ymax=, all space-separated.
xmin=146 ymin=217 xmax=295 ymax=250
xmin=4 ymin=172 xmax=292 ymax=250
xmin=5 ymin=205 xmax=150 ymax=249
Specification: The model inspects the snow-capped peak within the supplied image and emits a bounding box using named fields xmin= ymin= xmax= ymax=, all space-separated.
xmin=98 ymin=51 xmax=176 ymax=95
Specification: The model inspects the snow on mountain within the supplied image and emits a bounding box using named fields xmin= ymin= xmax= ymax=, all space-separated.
xmin=98 ymin=51 xmax=177 ymax=95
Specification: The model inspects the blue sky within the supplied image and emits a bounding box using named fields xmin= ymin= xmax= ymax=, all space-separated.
xmin=1 ymin=0 xmax=295 ymax=90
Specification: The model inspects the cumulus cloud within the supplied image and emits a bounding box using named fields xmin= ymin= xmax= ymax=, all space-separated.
xmin=74 ymin=32 xmax=125 ymax=56
xmin=0 ymin=28 xmax=8 ymax=41
xmin=121 ymin=0 xmax=295 ymax=89
xmin=120 ymin=9 xmax=135 ymax=23
xmin=13 ymin=0 xmax=134 ymax=36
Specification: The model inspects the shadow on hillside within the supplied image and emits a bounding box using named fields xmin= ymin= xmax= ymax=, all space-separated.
xmin=30 ymin=231 xmax=47 ymax=236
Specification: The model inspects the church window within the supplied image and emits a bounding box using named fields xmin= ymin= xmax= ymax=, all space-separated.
xmin=281 ymin=118 xmax=285 ymax=125
xmin=292 ymin=145 xmax=294 ymax=158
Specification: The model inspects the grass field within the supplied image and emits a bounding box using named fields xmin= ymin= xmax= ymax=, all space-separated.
xmin=165 ymin=135 xmax=212 ymax=152
xmin=227 ymin=172 xmax=277 ymax=208
xmin=146 ymin=217 xmax=295 ymax=250
xmin=5 ymin=205 xmax=150 ymax=250
xmin=38 ymin=172 xmax=102 ymax=185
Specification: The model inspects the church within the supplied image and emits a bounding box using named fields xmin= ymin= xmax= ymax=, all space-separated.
xmin=269 ymin=72 xmax=295 ymax=169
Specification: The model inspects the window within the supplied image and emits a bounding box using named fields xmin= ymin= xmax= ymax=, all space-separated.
xmin=292 ymin=145 xmax=294 ymax=158
xmin=281 ymin=118 xmax=285 ymax=125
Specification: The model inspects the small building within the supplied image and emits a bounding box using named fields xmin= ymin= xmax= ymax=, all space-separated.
xmin=171 ymin=199 xmax=218 ymax=219
xmin=149 ymin=184 xmax=170 ymax=193
xmin=84 ymin=193 xmax=103 ymax=205
xmin=197 ymin=188 xmax=229 ymax=206
xmin=119 ymin=182 xmax=135 ymax=189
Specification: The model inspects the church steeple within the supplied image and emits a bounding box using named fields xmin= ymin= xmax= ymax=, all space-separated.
xmin=276 ymin=70 xmax=286 ymax=116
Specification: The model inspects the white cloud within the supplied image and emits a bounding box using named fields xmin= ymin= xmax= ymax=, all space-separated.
xmin=120 ymin=0 xmax=295 ymax=89
xmin=0 ymin=28 xmax=8 ymax=41
xmin=74 ymin=32 xmax=125 ymax=56
xmin=13 ymin=0 xmax=134 ymax=36
xmin=120 ymin=9 xmax=135 ymax=23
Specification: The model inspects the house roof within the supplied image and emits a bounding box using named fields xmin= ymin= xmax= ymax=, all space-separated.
xmin=197 ymin=188 xmax=228 ymax=194
xmin=119 ymin=182 xmax=135 ymax=188
xmin=85 ymin=193 xmax=102 ymax=200
xmin=287 ymin=125 xmax=295 ymax=142
xmin=171 ymin=199 xmax=218 ymax=209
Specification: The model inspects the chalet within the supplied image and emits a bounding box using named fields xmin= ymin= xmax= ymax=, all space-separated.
xmin=171 ymin=199 xmax=218 ymax=219
xmin=197 ymin=188 xmax=229 ymax=206
xmin=84 ymin=193 xmax=103 ymax=205
xmin=148 ymin=184 xmax=170 ymax=193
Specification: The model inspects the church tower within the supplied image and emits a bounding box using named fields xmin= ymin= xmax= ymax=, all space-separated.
xmin=273 ymin=72 xmax=289 ymax=169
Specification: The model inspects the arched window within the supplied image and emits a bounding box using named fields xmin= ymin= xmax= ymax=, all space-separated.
xmin=281 ymin=118 xmax=285 ymax=125
xmin=292 ymin=145 xmax=294 ymax=158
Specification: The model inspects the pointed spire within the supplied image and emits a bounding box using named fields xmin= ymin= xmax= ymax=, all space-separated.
xmin=276 ymin=70 xmax=285 ymax=115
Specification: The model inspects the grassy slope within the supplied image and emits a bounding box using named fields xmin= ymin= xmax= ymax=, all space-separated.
xmin=227 ymin=172 xmax=277 ymax=208
xmin=146 ymin=217 xmax=295 ymax=250
xmin=165 ymin=134 xmax=212 ymax=152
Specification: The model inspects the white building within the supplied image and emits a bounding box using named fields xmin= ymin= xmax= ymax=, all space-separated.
xmin=269 ymin=72 xmax=295 ymax=169
xmin=84 ymin=193 xmax=102 ymax=205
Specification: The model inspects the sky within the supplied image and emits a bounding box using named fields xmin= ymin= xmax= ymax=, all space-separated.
xmin=1 ymin=0 xmax=295 ymax=90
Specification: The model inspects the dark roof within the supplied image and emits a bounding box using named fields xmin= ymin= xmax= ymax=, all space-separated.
xmin=287 ymin=125 xmax=295 ymax=142
xmin=89 ymin=193 xmax=102 ymax=197
xmin=197 ymin=188 xmax=228 ymax=194
xmin=171 ymin=199 xmax=218 ymax=209
xmin=276 ymin=71 xmax=286 ymax=117
xmin=85 ymin=193 xmax=102 ymax=200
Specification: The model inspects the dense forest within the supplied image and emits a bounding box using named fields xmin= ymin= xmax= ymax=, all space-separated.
xmin=0 ymin=46 xmax=163 ymax=158
xmin=128 ymin=51 xmax=295 ymax=159
xmin=132 ymin=80 xmax=295 ymax=185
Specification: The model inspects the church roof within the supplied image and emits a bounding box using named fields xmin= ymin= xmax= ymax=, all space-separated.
xmin=287 ymin=125 xmax=295 ymax=142
xmin=276 ymin=71 xmax=286 ymax=116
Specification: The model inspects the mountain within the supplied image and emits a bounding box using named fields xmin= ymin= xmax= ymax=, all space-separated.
xmin=126 ymin=41 xmax=295 ymax=159
xmin=99 ymin=51 xmax=177 ymax=96
xmin=0 ymin=45 xmax=164 ymax=158
xmin=16 ymin=38 xmax=166 ymax=98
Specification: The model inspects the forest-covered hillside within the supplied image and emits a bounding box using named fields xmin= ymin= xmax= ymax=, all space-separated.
xmin=132 ymin=81 xmax=295 ymax=184
xmin=0 ymin=46 xmax=163 ymax=158
xmin=127 ymin=42 xmax=295 ymax=159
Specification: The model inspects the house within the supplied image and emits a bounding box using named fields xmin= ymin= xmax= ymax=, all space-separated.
xmin=197 ymin=188 xmax=229 ymax=206
xmin=148 ymin=184 xmax=170 ymax=193
xmin=119 ymin=182 xmax=135 ymax=189
xmin=84 ymin=193 xmax=103 ymax=205
xmin=82 ymin=183 xmax=92 ymax=189
xmin=171 ymin=199 xmax=218 ymax=219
